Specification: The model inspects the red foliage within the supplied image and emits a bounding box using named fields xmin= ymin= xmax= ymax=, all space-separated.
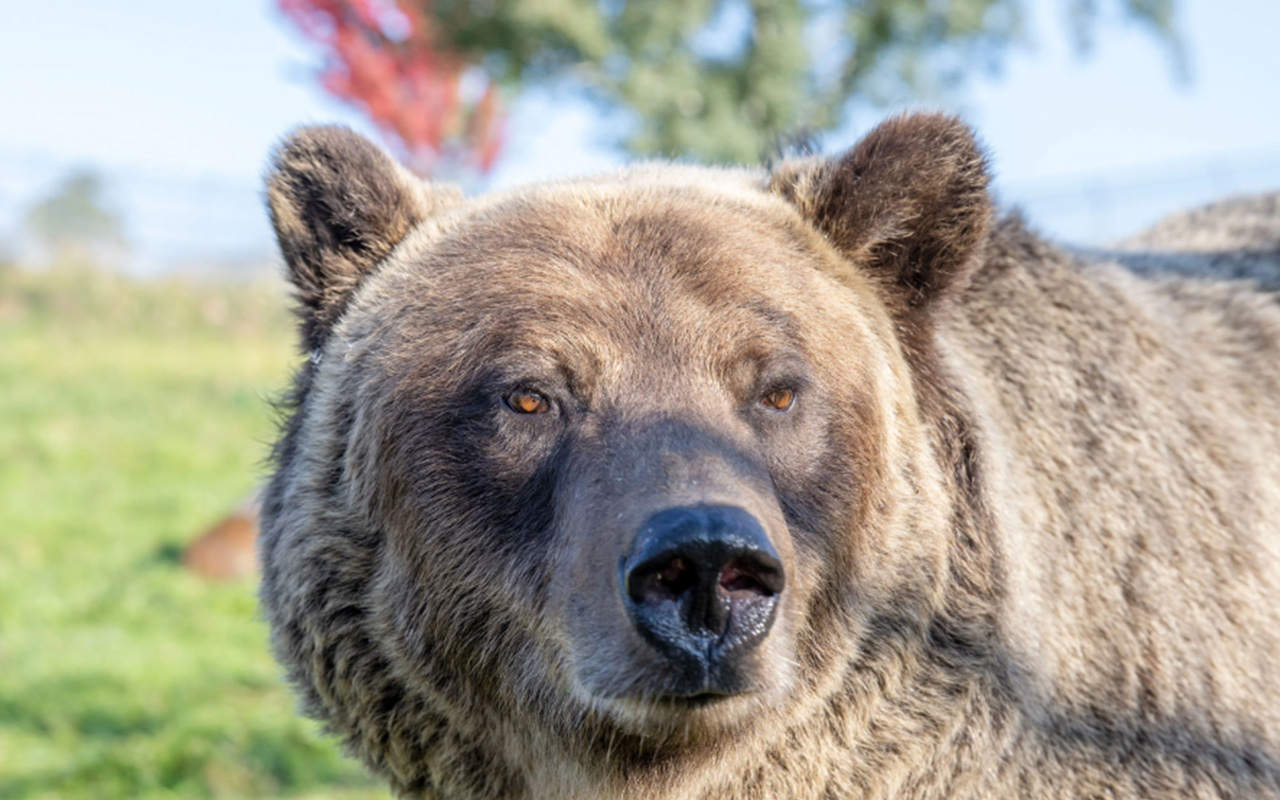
xmin=279 ymin=0 xmax=504 ymax=176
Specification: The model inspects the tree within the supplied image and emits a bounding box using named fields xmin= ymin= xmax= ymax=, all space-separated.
xmin=280 ymin=0 xmax=1181 ymax=170
xmin=24 ymin=170 xmax=127 ymax=265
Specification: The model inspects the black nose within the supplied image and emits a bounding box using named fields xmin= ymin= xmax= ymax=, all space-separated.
xmin=622 ymin=506 xmax=784 ymax=686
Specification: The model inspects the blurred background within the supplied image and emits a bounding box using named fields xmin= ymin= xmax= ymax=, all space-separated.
xmin=1 ymin=0 xmax=1277 ymax=797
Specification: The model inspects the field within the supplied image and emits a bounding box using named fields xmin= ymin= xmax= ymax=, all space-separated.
xmin=0 ymin=265 xmax=389 ymax=799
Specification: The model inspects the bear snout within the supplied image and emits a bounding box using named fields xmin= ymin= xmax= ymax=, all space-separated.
xmin=621 ymin=505 xmax=785 ymax=696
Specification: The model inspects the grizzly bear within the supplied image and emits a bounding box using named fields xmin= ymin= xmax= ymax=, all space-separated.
xmin=258 ymin=113 xmax=1280 ymax=799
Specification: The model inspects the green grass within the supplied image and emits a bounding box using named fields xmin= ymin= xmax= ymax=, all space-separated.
xmin=0 ymin=265 xmax=389 ymax=799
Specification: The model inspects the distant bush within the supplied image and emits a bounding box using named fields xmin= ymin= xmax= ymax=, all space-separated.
xmin=0 ymin=262 xmax=295 ymax=341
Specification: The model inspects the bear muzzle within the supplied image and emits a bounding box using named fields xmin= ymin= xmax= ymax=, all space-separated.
xmin=621 ymin=505 xmax=785 ymax=697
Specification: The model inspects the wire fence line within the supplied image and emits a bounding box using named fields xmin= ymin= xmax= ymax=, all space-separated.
xmin=0 ymin=149 xmax=276 ymax=276
xmin=2 ymin=144 xmax=1279 ymax=275
xmin=999 ymin=146 xmax=1280 ymax=245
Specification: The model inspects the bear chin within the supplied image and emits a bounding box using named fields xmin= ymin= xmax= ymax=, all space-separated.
xmin=570 ymin=645 xmax=800 ymax=742
xmin=589 ymin=690 xmax=779 ymax=741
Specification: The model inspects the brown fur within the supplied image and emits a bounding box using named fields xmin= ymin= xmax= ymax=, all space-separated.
xmin=259 ymin=115 xmax=1280 ymax=799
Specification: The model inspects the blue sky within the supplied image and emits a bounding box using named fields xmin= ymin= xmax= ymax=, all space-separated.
xmin=1 ymin=0 xmax=1278 ymax=268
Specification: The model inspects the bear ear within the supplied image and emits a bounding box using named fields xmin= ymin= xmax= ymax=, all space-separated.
xmin=266 ymin=125 xmax=461 ymax=351
xmin=769 ymin=113 xmax=992 ymax=316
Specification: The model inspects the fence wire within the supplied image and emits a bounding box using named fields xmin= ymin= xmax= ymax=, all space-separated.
xmin=2 ymin=144 xmax=1278 ymax=275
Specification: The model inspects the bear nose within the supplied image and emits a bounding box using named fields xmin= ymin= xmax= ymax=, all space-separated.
xmin=622 ymin=506 xmax=784 ymax=678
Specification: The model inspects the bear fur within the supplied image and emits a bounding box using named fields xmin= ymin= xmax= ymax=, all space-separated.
xmin=258 ymin=114 xmax=1280 ymax=799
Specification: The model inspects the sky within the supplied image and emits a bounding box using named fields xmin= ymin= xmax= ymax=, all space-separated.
xmin=1 ymin=0 xmax=1278 ymax=269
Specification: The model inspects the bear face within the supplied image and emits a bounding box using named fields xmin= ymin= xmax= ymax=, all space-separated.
xmin=260 ymin=116 xmax=1003 ymax=797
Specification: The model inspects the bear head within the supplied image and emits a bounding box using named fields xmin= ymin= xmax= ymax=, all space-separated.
xmin=260 ymin=113 xmax=993 ymax=797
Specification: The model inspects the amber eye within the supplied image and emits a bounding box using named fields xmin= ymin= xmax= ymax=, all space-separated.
xmin=760 ymin=387 xmax=796 ymax=412
xmin=505 ymin=390 xmax=551 ymax=415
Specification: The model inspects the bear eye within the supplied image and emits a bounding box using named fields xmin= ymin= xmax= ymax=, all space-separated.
xmin=505 ymin=390 xmax=551 ymax=415
xmin=760 ymin=387 xmax=796 ymax=412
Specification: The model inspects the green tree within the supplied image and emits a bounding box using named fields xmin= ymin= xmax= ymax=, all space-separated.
xmin=283 ymin=0 xmax=1181 ymax=167
xmin=429 ymin=0 xmax=1181 ymax=163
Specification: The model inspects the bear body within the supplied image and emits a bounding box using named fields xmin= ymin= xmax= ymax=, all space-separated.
xmin=259 ymin=115 xmax=1280 ymax=799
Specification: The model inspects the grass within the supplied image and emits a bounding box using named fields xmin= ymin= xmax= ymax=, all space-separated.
xmin=0 ymin=264 xmax=390 ymax=799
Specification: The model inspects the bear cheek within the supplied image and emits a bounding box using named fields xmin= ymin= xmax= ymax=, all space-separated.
xmin=368 ymin=511 xmax=563 ymax=722
xmin=758 ymin=359 xmax=947 ymax=684
xmin=356 ymin=412 xmax=562 ymax=695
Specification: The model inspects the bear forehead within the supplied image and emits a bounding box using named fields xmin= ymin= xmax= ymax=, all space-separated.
xmin=367 ymin=176 xmax=859 ymax=328
xmin=347 ymin=192 xmax=852 ymax=380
